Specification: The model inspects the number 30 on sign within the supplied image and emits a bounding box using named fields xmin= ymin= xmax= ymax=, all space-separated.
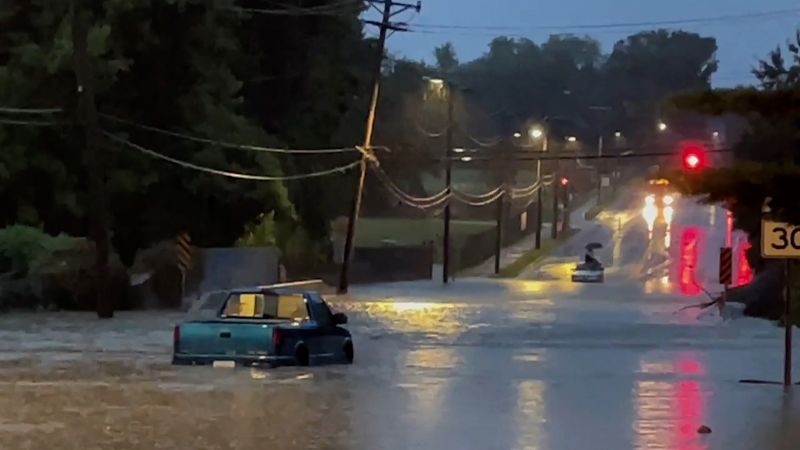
xmin=762 ymin=221 xmax=800 ymax=258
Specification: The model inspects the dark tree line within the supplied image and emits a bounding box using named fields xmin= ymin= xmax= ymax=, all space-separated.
xmin=0 ymin=1 xmax=721 ymax=267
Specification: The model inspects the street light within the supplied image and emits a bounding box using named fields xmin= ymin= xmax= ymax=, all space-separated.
xmin=658 ymin=122 xmax=668 ymax=132
xmin=460 ymin=156 xmax=473 ymax=162
xmin=566 ymin=136 xmax=577 ymax=143
xmin=712 ymin=131 xmax=720 ymax=138
xmin=513 ymin=132 xmax=522 ymax=139
xmin=614 ymin=131 xmax=622 ymax=138
xmin=529 ymin=127 xmax=544 ymax=139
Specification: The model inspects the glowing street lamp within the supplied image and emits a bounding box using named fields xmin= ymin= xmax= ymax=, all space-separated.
xmin=658 ymin=122 xmax=668 ymax=132
xmin=614 ymin=131 xmax=622 ymax=138
xmin=566 ymin=136 xmax=577 ymax=143
xmin=529 ymin=127 xmax=544 ymax=139
xmin=513 ymin=132 xmax=522 ymax=139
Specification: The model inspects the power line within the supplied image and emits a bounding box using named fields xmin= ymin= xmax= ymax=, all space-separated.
xmin=0 ymin=106 xmax=63 ymax=114
xmin=102 ymin=131 xmax=360 ymax=181
xmin=410 ymin=7 xmax=800 ymax=33
xmin=100 ymin=113 xmax=358 ymax=155
xmin=230 ymin=1 xmax=364 ymax=17
xmin=0 ymin=118 xmax=63 ymax=126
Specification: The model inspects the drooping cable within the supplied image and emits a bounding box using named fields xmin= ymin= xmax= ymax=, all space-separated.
xmin=103 ymin=131 xmax=360 ymax=181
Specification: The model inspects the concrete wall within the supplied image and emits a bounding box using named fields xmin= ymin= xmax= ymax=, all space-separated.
xmin=197 ymin=247 xmax=281 ymax=293
xmin=350 ymin=245 xmax=434 ymax=284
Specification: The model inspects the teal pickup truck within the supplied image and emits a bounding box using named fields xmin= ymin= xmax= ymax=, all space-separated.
xmin=172 ymin=285 xmax=353 ymax=367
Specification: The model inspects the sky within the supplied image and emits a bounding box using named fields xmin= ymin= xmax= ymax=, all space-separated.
xmin=376 ymin=0 xmax=800 ymax=87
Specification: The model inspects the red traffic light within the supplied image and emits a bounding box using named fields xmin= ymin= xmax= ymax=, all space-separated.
xmin=560 ymin=177 xmax=569 ymax=186
xmin=680 ymin=143 xmax=706 ymax=171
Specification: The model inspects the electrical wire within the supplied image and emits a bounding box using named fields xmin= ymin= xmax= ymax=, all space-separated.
xmin=410 ymin=7 xmax=800 ymax=33
xmin=101 ymin=113 xmax=357 ymax=154
xmin=414 ymin=120 xmax=446 ymax=138
xmin=464 ymin=133 xmax=502 ymax=148
xmin=102 ymin=131 xmax=360 ymax=181
xmin=231 ymin=1 xmax=363 ymax=17
xmin=0 ymin=106 xmax=63 ymax=115
xmin=454 ymin=185 xmax=504 ymax=201
xmin=370 ymin=163 xmax=450 ymax=203
xmin=452 ymin=189 xmax=505 ymax=207
xmin=0 ymin=118 xmax=63 ymax=127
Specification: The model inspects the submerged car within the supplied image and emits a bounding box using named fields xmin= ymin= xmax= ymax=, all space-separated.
xmin=572 ymin=243 xmax=604 ymax=283
xmin=571 ymin=262 xmax=605 ymax=283
xmin=172 ymin=285 xmax=353 ymax=367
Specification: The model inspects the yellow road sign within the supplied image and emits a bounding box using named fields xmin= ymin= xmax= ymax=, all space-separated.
xmin=762 ymin=220 xmax=800 ymax=258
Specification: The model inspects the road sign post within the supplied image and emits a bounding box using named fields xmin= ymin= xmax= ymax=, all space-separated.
xmin=761 ymin=219 xmax=799 ymax=387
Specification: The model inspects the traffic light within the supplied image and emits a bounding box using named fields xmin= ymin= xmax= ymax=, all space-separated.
xmin=560 ymin=177 xmax=569 ymax=186
xmin=680 ymin=143 xmax=706 ymax=172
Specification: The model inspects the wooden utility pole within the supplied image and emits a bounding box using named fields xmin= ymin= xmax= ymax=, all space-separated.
xmin=442 ymin=80 xmax=454 ymax=283
xmin=338 ymin=0 xmax=421 ymax=294
xmin=72 ymin=1 xmax=113 ymax=318
xmin=493 ymin=189 xmax=505 ymax=274
xmin=534 ymin=134 xmax=547 ymax=249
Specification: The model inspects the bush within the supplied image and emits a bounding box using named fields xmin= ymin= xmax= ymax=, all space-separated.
xmin=0 ymin=226 xmax=131 ymax=311
xmin=31 ymin=238 xmax=130 ymax=311
xmin=129 ymin=240 xmax=205 ymax=308
xmin=282 ymin=226 xmax=328 ymax=277
xmin=237 ymin=211 xmax=278 ymax=247
xmin=0 ymin=225 xmax=78 ymax=276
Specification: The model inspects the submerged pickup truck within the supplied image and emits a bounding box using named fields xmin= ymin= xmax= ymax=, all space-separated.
xmin=172 ymin=285 xmax=353 ymax=367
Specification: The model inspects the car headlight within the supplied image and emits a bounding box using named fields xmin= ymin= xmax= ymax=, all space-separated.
xmin=645 ymin=194 xmax=655 ymax=206
xmin=663 ymin=195 xmax=674 ymax=206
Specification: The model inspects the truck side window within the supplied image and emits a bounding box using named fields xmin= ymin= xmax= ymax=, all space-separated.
xmin=309 ymin=299 xmax=333 ymax=327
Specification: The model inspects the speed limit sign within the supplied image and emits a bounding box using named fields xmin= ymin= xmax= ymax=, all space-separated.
xmin=762 ymin=220 xmax=800 ymax=258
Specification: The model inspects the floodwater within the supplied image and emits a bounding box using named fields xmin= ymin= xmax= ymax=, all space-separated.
xmin=1 ymin=195 xmax=798 ymax=450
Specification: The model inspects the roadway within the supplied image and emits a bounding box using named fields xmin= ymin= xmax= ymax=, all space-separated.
xmin=1 ymin=188 xmax=799 ymax=449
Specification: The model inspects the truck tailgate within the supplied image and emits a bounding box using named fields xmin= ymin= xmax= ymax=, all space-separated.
xmin=176 ymin=320 xmax=276 ymax=360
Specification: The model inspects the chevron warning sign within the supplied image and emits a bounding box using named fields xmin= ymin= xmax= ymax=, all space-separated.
xmin=176 ymin=233 xmax=192 ymax=272
xmin=718 ymin=246 xmax=733 ymax=285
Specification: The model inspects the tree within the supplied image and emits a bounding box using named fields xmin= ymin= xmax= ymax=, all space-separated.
xmin=667 ymin=29 xmax=800 ymax=319
xmin=0 ymin=1 xmax=296 ymax=264
xmin=434 ymin=42 xmax=459 ymax=74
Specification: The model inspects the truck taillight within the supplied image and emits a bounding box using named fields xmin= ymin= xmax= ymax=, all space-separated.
xmin=173 ymin=325 xmax=180 ymax=346
xmin=272 ymin=328 xmax=283 ymax=349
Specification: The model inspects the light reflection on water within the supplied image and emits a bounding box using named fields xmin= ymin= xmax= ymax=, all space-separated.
xmin=514 ymin=380 xmax=546 ymax=450
xmin=402 ymin=347 xmax=459 ymax=429
xmin=634 ymin=354 xmax=707 ymax=450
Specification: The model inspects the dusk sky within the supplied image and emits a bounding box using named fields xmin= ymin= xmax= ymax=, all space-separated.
xmin=376 ymin=0 xmax=800 ymax=86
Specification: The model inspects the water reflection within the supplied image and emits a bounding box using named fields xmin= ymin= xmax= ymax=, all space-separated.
xmin=402 ymin=347 xmax=459 ymax=429
xmin=678 ymin=228 xmax=702 ymax=296
xmin=514 ymin=380 xmax=546 ymax=450
xmin=643 ymin=204 xmax=658 ymax=240
xmin=736 ymin=239 xmax=753 ymax=286
xmin=634 ymin=354 xmax=707 ymax=450
xmin=357 ymin=301 xmax=465 ymax=336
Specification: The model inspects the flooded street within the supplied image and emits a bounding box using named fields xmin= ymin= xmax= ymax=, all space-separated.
xmin=2 ymin=195 xmax=800 ymax=450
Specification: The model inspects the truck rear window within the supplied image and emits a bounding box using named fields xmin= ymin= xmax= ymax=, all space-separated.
xmin=222 ymin=293 xmax=309 ymax=321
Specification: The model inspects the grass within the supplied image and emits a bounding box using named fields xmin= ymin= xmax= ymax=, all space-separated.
xmin=494 ymin=228 xmax=577 ymax=278
xmin=356 ymin=218 xmax=493 ymax=248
